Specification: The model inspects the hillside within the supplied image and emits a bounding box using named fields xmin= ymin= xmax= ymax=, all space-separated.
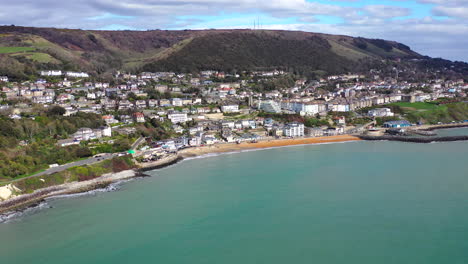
xmin=0 ymin=26 xmax=466 ymax=80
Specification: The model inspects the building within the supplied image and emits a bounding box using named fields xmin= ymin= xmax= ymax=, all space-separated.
xmin=171 ymin=98 xmax=183 ymax=107
xmin=0 ymin=76 xmax=8 ymax=82
xmin=102 ymin=115 xmax=119 ymax=125
xmin=65 ymin=71 xmax=89 ymax=78
xmin=283 ymin=122 xmax=305 ymax=137
xmin=383 ymin=120 xmax=411 ymax=128
xmin=101 ymin=126 xmax=112 ymax=137
xmin=259 ymin=100 xmax=281 ymax=113
xmin=368 ymin=108 xmax=394 ymax=117
xmin=168 ymin=112 xmax=188 ymax=124
xmin=40 ymin=70 xmax=62 ymax=76
xmin=133 ymin=112 xmax=145 ymax=123
xmin=221 ymin=104 xmax=239 ymax=113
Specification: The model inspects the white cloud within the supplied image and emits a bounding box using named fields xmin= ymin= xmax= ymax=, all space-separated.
xmin=363 ymin=5 xmax=411 ymax=18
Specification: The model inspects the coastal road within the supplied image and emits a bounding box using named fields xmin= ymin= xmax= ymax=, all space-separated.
xmin=131 ymin=137 xmax=146 ymax=150
xmin=8 ymin=153 xmax=118 ymax=183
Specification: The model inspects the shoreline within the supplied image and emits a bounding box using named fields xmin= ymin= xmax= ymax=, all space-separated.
xmin=1 ymin=127 xmax=466 ymax=218
xmin=0 ymin=170 xmax=139 ymax=217
xmin=0 ymin=135 xmax=361 ymax=218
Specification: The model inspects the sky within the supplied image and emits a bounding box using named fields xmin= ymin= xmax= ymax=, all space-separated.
xmin=1 ymin=0 xmax=468 ymax=62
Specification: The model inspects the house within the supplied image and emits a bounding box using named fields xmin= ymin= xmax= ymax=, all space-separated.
xmin=159 ymin=99 xmax=171 ymax=106
xmin=65 ymin=71 xmax=89 ymax=78
xmin=171 ymin=98 xmax=183 ymax=107
xmin=383 ymin=120 xmax=411 ymax=128
xmin=148 ymin=99 xmax=158 ymax=108
xmin=333 ymin=116 xmax=346 ymax=126
xmin=133 ymin=112 xmax=145 ymax=123
xmin=135 ymin=100 xmax=147 ymax=109
xmin=283 ymin=122 xmax=305 ymax=137
xmin=118 ymin=100 xmax=133 ymax=110
xmin=73 ymin=128 xmax=95 ymax=141
xmin=57 ymin=138 xmax=80 ymax=147
xmin=120 ymin=115 xmax=133 ymax=124
xmin=0 ymin=76 xmax=8 ymax=82
xmin=102 ymin=115 xmax=119 ymax=125
xmin=40 ymin=70 xmax=62 ymax=76
xmin=221 ymin=104 xmax=239 ymax=113
xmin=259 ymin=100 xmax=281 ymax=113
xmin=167 ymin=112 xmax=188 ymax=124
xmin=305 ymin=127 xmax=324 ymax=137
xmin=221 ymin=128 xmax=235 ymax=142
xmin=202 ymin=135 xmax=218 ymax=145
xmin=368 ymin=108 xmax=394 ymax=117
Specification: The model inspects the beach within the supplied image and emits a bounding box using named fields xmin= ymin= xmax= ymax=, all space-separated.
xmin=0 ymin=134 xmax=360 ymax=215
xmin=178 ymin=135 xmax=362 ymax=157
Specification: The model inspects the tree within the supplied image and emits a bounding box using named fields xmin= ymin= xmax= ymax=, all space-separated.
xmin=47 ymin=106 xmax=66 ymax=116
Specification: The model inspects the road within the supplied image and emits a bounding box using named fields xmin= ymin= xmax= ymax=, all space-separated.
xmin=131 ymin=136 xmax=146 ymax=150
xmin=9 ymin=153 xmax=118 ymax=183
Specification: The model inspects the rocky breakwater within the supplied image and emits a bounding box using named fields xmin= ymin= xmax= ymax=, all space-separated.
xmin=358 ymin=135 xmax=468 ymax=143
xmin=0 ymin=170 xmax=137 ymax=215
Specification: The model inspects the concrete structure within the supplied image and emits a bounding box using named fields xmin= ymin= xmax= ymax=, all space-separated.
xmin=221 ymin=104 xmax=239 ymax=113
xmin=383 ymin=120 xmax=411 ymax=128
xmin=168 ymin=112 xmax=188 ymax=123
xmin=368 ymin=108 xmax=394 ymax=117
xmin=283 ymin=122 xmax=305 ymax=137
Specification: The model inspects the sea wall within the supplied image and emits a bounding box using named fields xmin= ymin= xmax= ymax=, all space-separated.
xmin=137 ymin=155 xmax=184 ymax=172
xmin=0 ymin=170 xmax=136 ymax=215
xmin=421 ymin=124 xmax=468 ymax=131
xmin=358 ymin=135 xmax=468 ymax=143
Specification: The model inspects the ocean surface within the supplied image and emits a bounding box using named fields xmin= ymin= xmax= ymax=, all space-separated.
xmin=1 ymin=129 xmax=468 ymax=264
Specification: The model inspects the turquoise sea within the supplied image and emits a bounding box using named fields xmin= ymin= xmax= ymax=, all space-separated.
xmin=1 ymin=129 xmax=468 ymax=264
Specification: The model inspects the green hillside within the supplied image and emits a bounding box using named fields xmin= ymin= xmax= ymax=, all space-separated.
xmin=0 ymin=26 xmax=466 ymax=80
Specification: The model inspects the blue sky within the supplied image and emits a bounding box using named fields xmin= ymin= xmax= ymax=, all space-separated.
xmin=1 ymin=0 xmax=468 ymax=61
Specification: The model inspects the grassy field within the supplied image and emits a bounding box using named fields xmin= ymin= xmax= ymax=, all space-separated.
xmin=389 ymin=101 xmax=468 ymax=124
xmin=0 ymin=46 xmax=35 ymax=54
xmin=390 ymin=101 xmax=442 ymax=111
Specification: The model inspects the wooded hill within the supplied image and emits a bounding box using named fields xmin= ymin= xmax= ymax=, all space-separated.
xmin=0 ymin=26 xmax=467 ymax=79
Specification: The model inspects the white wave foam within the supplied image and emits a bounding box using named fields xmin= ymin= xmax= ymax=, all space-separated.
xmin=0 ymin=201 xmax=51 ymax=223
xmin=0 ymin=178 xmax=137 ymax=223
xmin=182 ymin=140 xmax=358 ymax=162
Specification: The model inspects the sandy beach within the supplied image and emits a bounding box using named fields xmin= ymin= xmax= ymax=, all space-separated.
xmin=179 ymin=135 xmax=362 ymax=157
xmin=0 ymin=135 xmax=361 ymax=215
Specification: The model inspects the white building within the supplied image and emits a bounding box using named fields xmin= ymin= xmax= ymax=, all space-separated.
xmin=368 ymin=108 xmax=394 ymax=117
xmin=171 ymin=98 xmax=183 ymax=107
xmin=221 ymin=104 xmax=239 ymax=113
xmin=40 ymin=70 xmax=62 ymax=76
xmin=259 ymin=100 xmax=281 ymax=113
xmin=283 ymin=122 xmax=305 ymax=137
xmin=0 ymin=76 xmax=8 ymax=82
xmin=168 ymin=112 xmax=188 ymax=124
xmin=66 ymin=72 xmax=89 ymax=78
xmin=101 ymin=126 xmax=112 ymax=137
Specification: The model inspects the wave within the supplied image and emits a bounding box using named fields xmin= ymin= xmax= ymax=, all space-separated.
xmin=182 ymin=140 xmax=359 ymax=162
xmin=0 ymin=201 xmax=52 ymax=224
xmin=0 ymin=178 xmax=137 ymax=224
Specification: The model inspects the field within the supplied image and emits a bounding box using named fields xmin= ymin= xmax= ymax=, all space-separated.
xmin=389 ymin=101 xmax=468 ymax=124
xmin=0 ymin=46 xmax=35 ymax=54
xmin=390 ymin=101 xmax=442 ymax=111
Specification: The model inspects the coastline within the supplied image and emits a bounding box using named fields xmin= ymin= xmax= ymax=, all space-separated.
xmin=2 ymin=126 xmax=467 ymax=218
xmin=0 ymin=135 xmax=361 ymax=217
xmin=0 ymin=170 xmax=138 ymax=216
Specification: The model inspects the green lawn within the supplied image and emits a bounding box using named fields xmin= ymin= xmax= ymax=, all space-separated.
xmin=25 ymin=52 xmax=58 ymax=63
xmin=390 ymin=102 xmax=441 ymax=111
xmin=0 ymin=46 xmax=35 ymax=54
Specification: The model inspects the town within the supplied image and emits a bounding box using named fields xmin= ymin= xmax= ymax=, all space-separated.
xmin=0 ymin=67 xmax=467 ymax=177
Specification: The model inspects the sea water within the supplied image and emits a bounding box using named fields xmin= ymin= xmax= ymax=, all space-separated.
xmin=1 ymin=134 xmax=468 ymax=264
